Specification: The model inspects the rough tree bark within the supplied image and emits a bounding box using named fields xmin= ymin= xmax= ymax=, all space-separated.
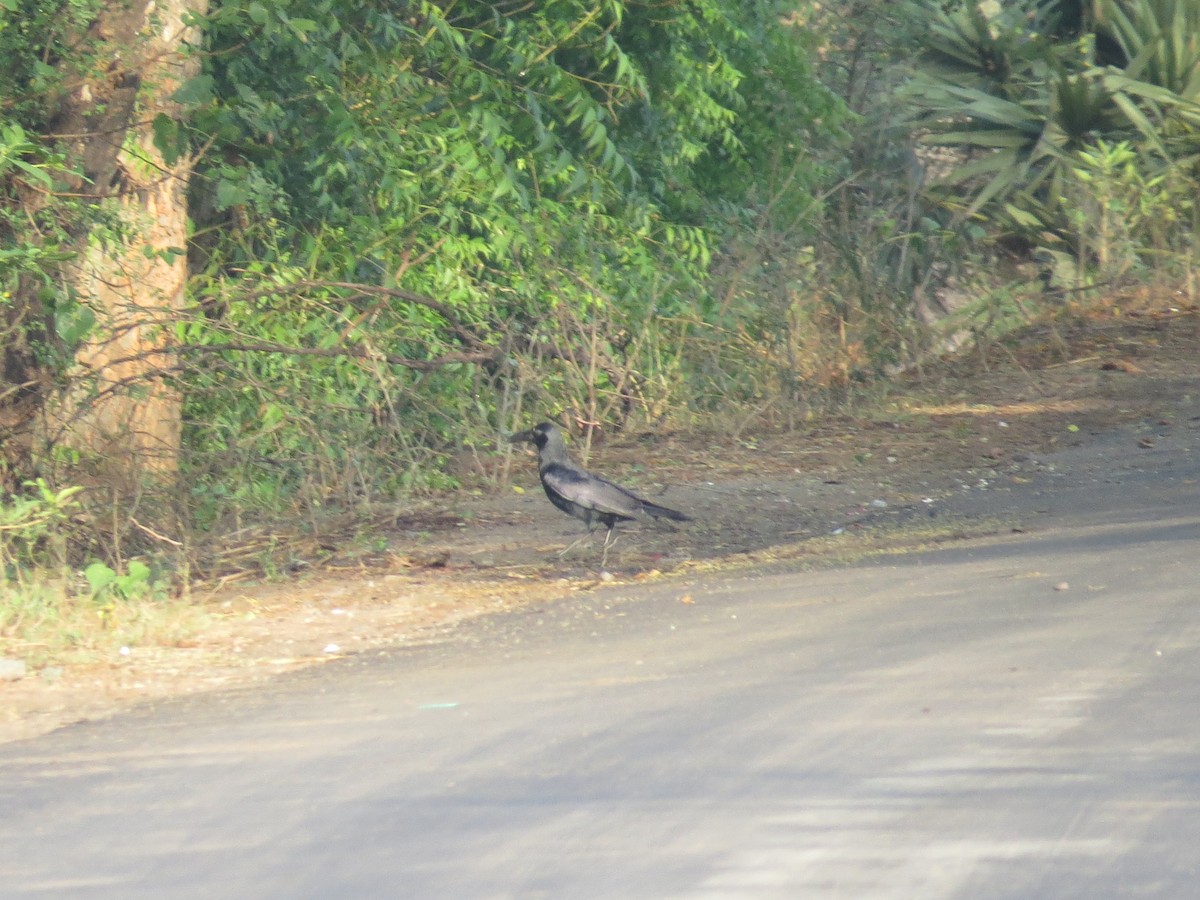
xmin=42 ymin=0 xmax=205 ymax=484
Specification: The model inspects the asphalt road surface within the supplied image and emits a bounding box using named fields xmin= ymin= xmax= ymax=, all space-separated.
xmin=1 ymin=421 xmax=1198 ymax=898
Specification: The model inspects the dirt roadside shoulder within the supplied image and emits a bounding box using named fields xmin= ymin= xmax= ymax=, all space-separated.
xmin=3 ymin=303 xmax=1198 ymax=744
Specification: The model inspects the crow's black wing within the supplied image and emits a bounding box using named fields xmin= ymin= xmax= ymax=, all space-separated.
xmin=540 ymin=462 xmax=643 ymax=521
xmin=561 ymin=466 xmax=690 ymax=522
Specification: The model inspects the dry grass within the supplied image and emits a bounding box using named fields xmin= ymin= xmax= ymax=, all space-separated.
xmin=1 ymin=580 xmax=208 ymax=671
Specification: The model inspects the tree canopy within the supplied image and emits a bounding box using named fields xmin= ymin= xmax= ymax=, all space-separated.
xmin=175 ymin=0 xmax=845 ymax=508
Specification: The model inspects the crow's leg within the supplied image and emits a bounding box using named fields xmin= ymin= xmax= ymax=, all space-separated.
xmin=599 ymin=525 xmax=618 ymax=569
xmin=558 ymin=527 xmax=596 ymax=558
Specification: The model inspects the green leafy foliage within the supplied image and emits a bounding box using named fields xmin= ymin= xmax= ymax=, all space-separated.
xmin=0 ymin=479 xmax=82 ymax=581
xmin=0 ymin=120 xmax=79 ymax=298
xmin=83 ymin=559 xmax=163 ymax=603
xmin=0 ymin=0 xmax=106 ymax=120
xmin=178 ymin=0 xmax=845 ymax=518
xmin=904 ymin=0 xmax=1200 ymax=259
xmin=0 ymin=3 xmax=118 ymax=483
xmin=1049 ymin=136 xmax=1196 ymax=288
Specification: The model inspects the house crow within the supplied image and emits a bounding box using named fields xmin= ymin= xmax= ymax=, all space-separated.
xmin=508 ymin=422 xmax=689 ymax=563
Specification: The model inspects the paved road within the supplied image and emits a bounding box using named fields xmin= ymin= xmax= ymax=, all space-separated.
xmin=1 ymin=422 xmax=1198 ymax=898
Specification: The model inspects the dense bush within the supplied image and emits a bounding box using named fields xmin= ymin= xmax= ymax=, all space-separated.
xmin=176 ymin=0 xmax=847 ymax=519
xmin=902 ymin=0 xmax=1200 ymax=288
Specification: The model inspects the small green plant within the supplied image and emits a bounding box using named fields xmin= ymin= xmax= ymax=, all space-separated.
xmin=0 ymin=480 xmax=83 ymax=582
xmin=1068 ymin=139 xmax=1193 ymax=285
xmin=83 ymin=559 xmax=164 ymax=603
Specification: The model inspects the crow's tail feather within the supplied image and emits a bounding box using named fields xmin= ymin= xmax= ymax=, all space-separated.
xmin=642 ymin=500 xmax=691 ymax=522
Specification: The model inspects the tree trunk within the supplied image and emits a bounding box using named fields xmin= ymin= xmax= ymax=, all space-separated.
xmin=42 ymin=0 xmax=205 ymax=484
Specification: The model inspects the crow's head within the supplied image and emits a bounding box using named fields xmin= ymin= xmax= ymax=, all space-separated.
xmin=507 ymin=421 xmax=559 ymax=451
xmin=507 ymin=422 xmax=573 ymax=463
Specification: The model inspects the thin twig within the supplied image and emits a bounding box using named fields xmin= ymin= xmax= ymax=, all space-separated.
xmin=129 ymin=516 xmax=183 ymax=547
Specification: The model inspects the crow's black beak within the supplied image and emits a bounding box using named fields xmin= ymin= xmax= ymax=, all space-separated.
xmin=507 ymin=429 xmax=535 ymax=444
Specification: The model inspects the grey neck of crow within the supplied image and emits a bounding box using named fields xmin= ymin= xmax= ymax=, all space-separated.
xmin=534 ymin=426 xmax=574 ymax=471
